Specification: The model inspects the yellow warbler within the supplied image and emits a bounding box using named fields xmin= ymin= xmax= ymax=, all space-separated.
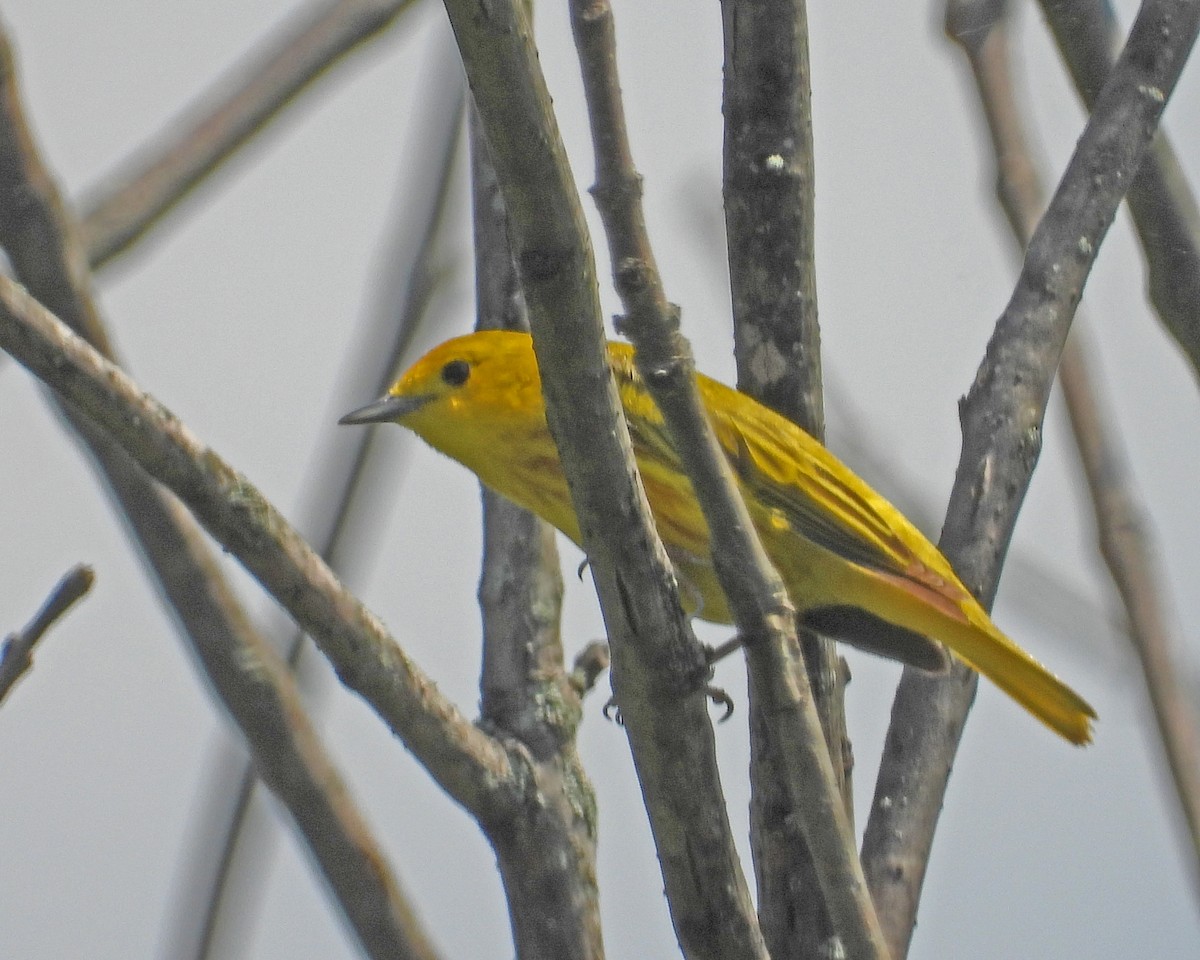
xmin=341 ymin=331 xmax=1095 ymax=744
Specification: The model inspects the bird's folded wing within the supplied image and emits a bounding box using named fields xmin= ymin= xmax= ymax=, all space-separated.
xmin=701 ymin=379 xmax=974 ymax=608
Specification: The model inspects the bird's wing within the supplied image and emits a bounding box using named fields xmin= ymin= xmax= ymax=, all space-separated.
xmin=697 ymin=376 xmax=973 ymax=604
xmin=607 ymin=348 xmax=969 ymax=604
xmin=724 ymin=414 xmax=917 ymax=570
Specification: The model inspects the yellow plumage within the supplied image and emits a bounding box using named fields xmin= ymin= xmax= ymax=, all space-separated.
xmin=341 ymin=330 xmax=1095 ymax=744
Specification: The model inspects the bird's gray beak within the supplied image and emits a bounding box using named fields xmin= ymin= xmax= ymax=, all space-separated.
xmin=338 ymin=393 xmax=430 ymax=425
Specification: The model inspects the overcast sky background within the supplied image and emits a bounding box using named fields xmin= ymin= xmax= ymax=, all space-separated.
xmin=1 ymin=0 xmax=1198 ymax=957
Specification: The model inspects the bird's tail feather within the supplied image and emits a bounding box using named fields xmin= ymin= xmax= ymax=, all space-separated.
xmin=844 ymin=567 xmax=1096 ymax=745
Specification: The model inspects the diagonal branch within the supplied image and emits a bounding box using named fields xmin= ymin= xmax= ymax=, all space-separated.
xmin=951 ymin=0 xmax=1200 ymax=900
xmin=124 ymin=460 xmax=443 ymax=960
xmin=175 ymin=62 xmax=466 ymax=960
xmin=0 ymin=24 xmax=440 ymax=958
xmin=0 ymin=274 xmax=527 ymax=820
xmin=80 ymin=0 xmax=422 ymax=268
xmin=861 ymin=0 xmax=1200 ymax=953
xmin=1059 ymin=333 xmax=1200 ymax=897
xmin=1038 ymin=0 xmax=1200 ymax=382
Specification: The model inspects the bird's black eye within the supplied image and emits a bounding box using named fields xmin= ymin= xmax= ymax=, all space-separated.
xmin=441 ymin=359 xmax=471 ymax=387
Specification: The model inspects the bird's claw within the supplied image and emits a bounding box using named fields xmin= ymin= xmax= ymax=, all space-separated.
xmin=707 ymin=684 xmax=734 ymax=721
xmin=603 ymin=685 xmax=734 ymax=724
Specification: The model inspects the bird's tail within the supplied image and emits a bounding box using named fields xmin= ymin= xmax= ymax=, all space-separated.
xmin=842 ymin=567 xmax=1096 ymax=745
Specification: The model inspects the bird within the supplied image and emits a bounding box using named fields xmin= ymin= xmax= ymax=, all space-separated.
xmin=341 ymin=330 xmax=1095 ymax=744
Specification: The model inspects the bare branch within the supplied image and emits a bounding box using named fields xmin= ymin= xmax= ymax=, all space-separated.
xmin=721 ymin=0 xmax=823 ymax=431
xmin=0 ymin=275 xmax=529 ymax=817
xmin=80 ymin=0 xmax=422 ymax=268
xmin=124 ymin=477 xmax=443 ymax=960
xmin=862 ymin=0 xmax=1200 ymax=952
xmin=952 ymin=6 xmax=1200 ymax=896
xmin=441 ymin=1 xmax=768 ymax=957
xmin=179 ymin=63 xmax=465 ymax=960
xmin=1038 ymin=0 xmax=1200 ymax=382
xmin=470 ymin=85 xmax=603 ymax=958
xmin=0 ymin=22 xmax=442 ymax=957
xmin=472 ymin=104 xmax=570 ymax=759
xmin=1061 ymin=334 xmax=1200 ymax=897
xmin=720 ymin=3 xmax=853 ymax=955
xmin=570 ymin=0 xmax=885 ymax=956
xmin=0 ymin=564 xmax=94 ymax=707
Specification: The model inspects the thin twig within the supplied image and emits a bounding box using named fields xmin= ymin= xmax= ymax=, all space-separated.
xmin=80 ymin=0 xmax=422 ymax=268
xmin=442 ymin=1 xmax=769 ymax=957
xmin=569 ymin=1 xmax=886 ymax=956
xmin=0 ymin=564 xmax=94 ymax=707
xmin=861 ymin=0 xmax=1200 ymax=953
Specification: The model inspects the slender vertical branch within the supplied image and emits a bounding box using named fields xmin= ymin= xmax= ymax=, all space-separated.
xmin=472 ymin=140 xmax=573 ymax=762
xmin=470 ymin=77 xmax=604 ymax=958
xmin=720 ymin=0 xmax=823 ymax=429
xmin=862 ymin=0 xmax=1200 ymax=954
xmin=720 ymin=3 xmax=848 ymax=954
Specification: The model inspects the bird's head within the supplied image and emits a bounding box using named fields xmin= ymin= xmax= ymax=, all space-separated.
xmin=339 ymin=330 xmax=545 ymax=463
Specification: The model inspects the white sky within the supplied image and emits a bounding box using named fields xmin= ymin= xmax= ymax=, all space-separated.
xmin=1 ymin=0 xmax=1198 ymax=957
